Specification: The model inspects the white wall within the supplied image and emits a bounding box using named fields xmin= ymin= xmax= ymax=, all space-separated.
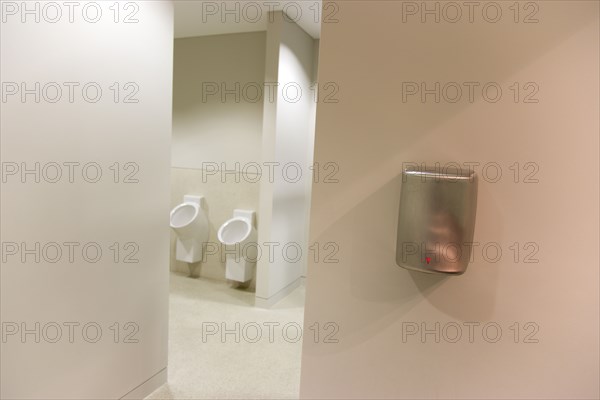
xmin=171 ymin=33 xmax=265 ymax=282
xmin=301 ymin=1 xmax=599 ymax=398
xmin=0 ymin=2 xmax=173 ymax=398
xmin=256 ymin=12 xmax=317 ymax=305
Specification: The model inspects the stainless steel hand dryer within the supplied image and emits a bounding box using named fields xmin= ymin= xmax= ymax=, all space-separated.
xmin=396 ymin=167 xmax=478 ymax=275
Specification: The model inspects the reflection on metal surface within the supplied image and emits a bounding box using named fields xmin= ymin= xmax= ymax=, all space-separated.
xmin=396 ymin=167 xmax=478 ymax=275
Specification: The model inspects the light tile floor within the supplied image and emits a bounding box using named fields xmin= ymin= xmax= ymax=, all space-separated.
xmin=146 ymin=273 xmax=305 ymax=399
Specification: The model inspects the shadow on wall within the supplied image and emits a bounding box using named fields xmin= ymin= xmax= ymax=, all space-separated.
xmin=305 ymin=174 xmax=502 ymax=354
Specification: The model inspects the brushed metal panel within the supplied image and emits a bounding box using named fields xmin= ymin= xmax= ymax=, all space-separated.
xmin=396 ymin=167 xmax=478 ymax=275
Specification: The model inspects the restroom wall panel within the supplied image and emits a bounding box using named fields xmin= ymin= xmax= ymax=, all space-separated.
xmin=300 ymin=1 xmax=599 ymax=398
xmin=256 ymin=12 xmax=317 ymax=302
xmin=0 ymin=3 xmax=173 ymax=399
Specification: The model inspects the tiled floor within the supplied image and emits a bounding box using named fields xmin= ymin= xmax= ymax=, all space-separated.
xmin=146 ymin=273 xmax=305 ymax=399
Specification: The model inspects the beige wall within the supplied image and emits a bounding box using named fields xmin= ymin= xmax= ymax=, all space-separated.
xmin=301 ymin=1 xmax=599 ymax=399
xmin=173 ymin=32 xmax=265 ymax=169
xmin=171 ymin=33 xmax=265 ymax=283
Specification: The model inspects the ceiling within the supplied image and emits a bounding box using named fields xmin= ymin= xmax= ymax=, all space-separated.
xmin=174 ymin=1 xmax=322 ymax=39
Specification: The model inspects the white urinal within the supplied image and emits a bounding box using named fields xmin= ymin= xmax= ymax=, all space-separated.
xmin=170 ymin=195 xmax=209 ymax=263
xmin=217 ymin=209 xmax=257 ymax=282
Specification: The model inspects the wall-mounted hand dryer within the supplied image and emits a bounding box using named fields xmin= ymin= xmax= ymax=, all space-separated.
xmin=396 ymin=166 xmax=478 ymax=275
